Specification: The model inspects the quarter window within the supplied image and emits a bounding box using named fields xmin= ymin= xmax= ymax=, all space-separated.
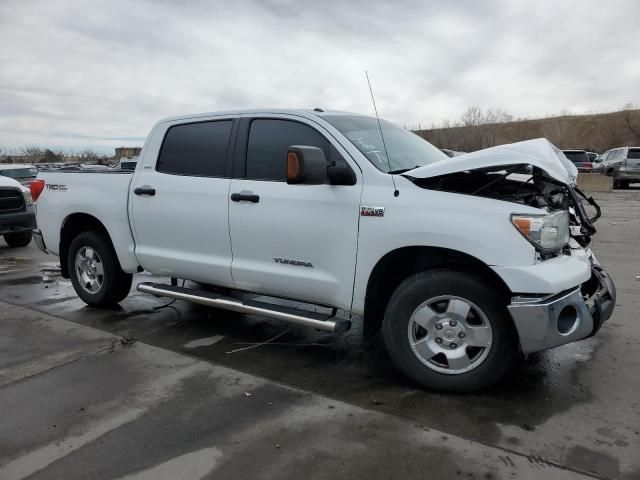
xmin=157 ymin=120 xmax=233 ymax=177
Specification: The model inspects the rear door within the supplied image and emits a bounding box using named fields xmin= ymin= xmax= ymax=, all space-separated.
xmin=227 ymin=115 xmax=362 ymax=309
xmin=130 ymin=117 xmax=237 ymax=286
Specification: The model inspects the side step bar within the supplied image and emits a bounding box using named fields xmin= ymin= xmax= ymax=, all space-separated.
xmin=137 ymin=282 xmax=351 ymax=333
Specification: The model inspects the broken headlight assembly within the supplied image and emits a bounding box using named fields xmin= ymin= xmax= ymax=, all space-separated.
xmin=511 ymin=211 xmax=570 ymax=253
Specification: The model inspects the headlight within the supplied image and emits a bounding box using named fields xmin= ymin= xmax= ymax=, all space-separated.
xmin=22 ymin=191 xmax=33 ymax=206
xmin=511 ymin=211 xmax=570 ymax=252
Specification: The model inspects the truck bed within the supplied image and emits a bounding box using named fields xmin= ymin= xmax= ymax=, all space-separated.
xmin=34 ymin=169 xmax=140 ymax=273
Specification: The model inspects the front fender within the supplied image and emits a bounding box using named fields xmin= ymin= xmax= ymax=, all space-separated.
xmin=352 ymin=180 xmax=539 ymax=313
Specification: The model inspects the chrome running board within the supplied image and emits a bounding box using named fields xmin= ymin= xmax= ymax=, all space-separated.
xmin=137 ymin=282 xmax=350 ymax=333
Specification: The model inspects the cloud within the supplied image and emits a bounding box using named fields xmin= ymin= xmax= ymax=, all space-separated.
xmin=0 ymin=0 xmax=638 ymax=152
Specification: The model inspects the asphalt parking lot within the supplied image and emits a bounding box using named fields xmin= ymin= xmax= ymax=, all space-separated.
xmin=1 ymin=186 xmax=639 ymax=479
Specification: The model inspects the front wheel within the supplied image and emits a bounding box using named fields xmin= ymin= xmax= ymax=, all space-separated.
xmin=3 ymin=232 xmax=32 ymax=247
xmin=382 ymin=270 xmax=518 ymax=393
xmin=68 ymin=231 xmax=133 ymax=307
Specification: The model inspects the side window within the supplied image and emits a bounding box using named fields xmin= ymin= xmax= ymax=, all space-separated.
xmin=157 ymin=120 xmax=233 ymax=177
xmin=245 ymin=119 xmax=346 ymax=181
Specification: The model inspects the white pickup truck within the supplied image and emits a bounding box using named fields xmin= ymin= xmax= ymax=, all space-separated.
xmin=32 ymin=109 xmax=616 ymax=392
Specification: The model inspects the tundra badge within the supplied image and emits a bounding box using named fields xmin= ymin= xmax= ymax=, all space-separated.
xmin=274 ymin=257 xmax=313 ymax=268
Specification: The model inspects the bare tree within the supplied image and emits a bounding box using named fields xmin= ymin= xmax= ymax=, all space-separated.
xmin=623 ymin=104 xmax=640 ymax=143
xmin=602 ymin=121 xmax=623 ymax=150
xmin=78 ymin=149 xmax=109 ymax=165
xmin=459 ymin=107 xmax=484 ymax=151
xmin=21 ymin=146 xmax=44 ymax=163
xmin=42 ymin=149 xmax=61 ymax=163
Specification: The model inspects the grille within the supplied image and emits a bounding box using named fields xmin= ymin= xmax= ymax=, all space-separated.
xmin=0 ymin=188 xmax=25 ymax=213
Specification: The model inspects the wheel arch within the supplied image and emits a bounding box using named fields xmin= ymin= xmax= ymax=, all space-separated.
xmin=59 ymin=213 xmax=115 ymax=278
xmin=362 ymin=246 xmax=512 ymax=339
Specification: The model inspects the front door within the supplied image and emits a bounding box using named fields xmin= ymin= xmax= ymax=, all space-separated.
xmin=130 ymin=117 xmax=236 ymax=286
xmin=228 ymin=116 xmax=362 ymax=310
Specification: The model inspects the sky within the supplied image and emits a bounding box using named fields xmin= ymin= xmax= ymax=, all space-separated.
xmin=1 ymin=0 xmax=639 ymax=154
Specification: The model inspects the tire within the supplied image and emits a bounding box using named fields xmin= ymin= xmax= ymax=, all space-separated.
xmin=3 ymin=232 xmax=32 ymax=247
xmin=620 ymin=180 xmax=630 ymax=189
xmin=68 ymin=231 xmax=132 ymax=307
xmin=382 ymin=269 xmax=518 ymax=393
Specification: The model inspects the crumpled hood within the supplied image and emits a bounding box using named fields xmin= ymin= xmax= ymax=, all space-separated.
xmin=406 ymin=138 xmax=578 ymax=185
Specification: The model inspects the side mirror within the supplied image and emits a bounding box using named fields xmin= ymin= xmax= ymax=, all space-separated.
xmin=287 ymin=146 xmax=327 ymax=185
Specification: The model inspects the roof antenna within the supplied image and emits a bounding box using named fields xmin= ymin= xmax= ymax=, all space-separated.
xmin=366 ymin=71 xmax=399 ymax=197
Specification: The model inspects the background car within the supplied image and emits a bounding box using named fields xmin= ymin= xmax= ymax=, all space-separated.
xmin=0 ymin=164 xmax=37 ymax=185
xmin=598 ymin=147 xmax=640 ymax=188
xmin=0 ymin=174 xmax=35 ymax=247
xmin=561 ymin=150 xmax=593 ymax=173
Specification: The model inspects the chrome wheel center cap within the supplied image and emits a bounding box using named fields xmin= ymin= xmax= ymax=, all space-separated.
xmin=443 ymin=329 xmax=456 ymax=340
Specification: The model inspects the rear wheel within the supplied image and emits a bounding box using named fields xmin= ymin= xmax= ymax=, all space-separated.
xmin=619 ymin=180 xmax=630 ymax=189
xmin=382 ymin=269 xmax=518 ymax=393
xmin=68 ymin=231 xmax=132 ymax=307
xmin=3 ymin=232 xmax=32 ymax=247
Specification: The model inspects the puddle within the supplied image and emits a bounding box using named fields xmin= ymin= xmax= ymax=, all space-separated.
xmin=0 ymin=256 xmax=32 ymax=265
xmin=184 ymin=335 xmax=225 ymax=349
xmin=40 ymin=262 xmax=62 ymax=274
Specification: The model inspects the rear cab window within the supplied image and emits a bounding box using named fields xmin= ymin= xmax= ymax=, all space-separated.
xmin=157 ymin=120 xmax=233 ymax=177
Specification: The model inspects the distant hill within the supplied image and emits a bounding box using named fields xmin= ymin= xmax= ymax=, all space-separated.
xmin=416 ymin=108 xmax=640 ymax=153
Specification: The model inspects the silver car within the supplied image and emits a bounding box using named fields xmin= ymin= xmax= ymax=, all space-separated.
xmin=598 ymin=147 xmax=640 ymax=188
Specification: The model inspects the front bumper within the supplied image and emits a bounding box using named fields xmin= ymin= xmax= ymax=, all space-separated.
xmin=507 ymin=255 xmax=616 ymax=354
xmin=0 ymin=207 xmax=36 ymax=235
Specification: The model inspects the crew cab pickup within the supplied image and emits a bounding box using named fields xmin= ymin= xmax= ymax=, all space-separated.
xmin=32 ymin=109 xmax=616 ymax=392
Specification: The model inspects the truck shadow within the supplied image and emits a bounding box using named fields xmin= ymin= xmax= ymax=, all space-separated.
xmin=139 ymin=300 xmax=598 ymax=446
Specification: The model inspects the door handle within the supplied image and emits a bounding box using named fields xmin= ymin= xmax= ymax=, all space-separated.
xmin=231 ymin=192 xmax=260 ymax=203
xmin=134 ymin=186 xmax=156 ymax=196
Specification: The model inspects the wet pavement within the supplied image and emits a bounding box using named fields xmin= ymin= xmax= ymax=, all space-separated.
xmin=1 ymin=186 xmax=639 ymax=479
xmin=0 ymin=302 xmax=593 ymax=480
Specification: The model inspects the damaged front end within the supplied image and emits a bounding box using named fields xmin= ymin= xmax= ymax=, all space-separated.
xmin=410 ymin=164 xmax=601 ymax=251
xmin=404 ymin=138 xmax=616 ymax=353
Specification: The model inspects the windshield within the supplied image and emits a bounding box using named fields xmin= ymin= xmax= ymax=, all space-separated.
xmin=0 ymin=168 xmax=35 ymax=179
xmin=323 ymin=115 xmax=447 ymax=173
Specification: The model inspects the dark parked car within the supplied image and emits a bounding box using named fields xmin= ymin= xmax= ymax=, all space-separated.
xmin=562 ymin=150 xmax=593 ymax=173
xmin=0 ymin=164 xmax=38 ymax=186
xmin=597 ymin=147 xmax=640 ymax=188
xmin=0 ymin=175 xmax=35 ymax=247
